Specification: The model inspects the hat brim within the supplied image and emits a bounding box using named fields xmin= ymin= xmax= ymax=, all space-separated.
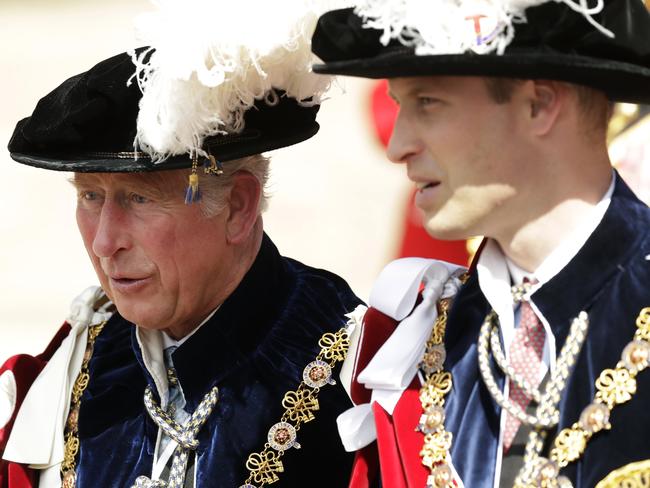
xmin=314 ymin=49 xmax=650 ymax=105
xmin=10 ymin=115 xmax=319 ymax=172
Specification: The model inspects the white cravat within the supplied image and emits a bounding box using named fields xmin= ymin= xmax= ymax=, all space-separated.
xmin=2 ymin=286 xmax=114 ymax=488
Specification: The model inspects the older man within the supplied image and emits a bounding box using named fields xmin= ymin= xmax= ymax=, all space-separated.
xmin=0 ymin=6 xmax=363 ymax=488
xmin=311 ymin=1 xmax=650 ymax=487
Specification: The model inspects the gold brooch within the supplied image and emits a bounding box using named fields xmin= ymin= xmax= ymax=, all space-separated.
xmin=267 ymin=422 xmax=300 ymax=451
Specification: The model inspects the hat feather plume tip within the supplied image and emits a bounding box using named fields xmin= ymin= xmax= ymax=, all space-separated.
xmin=354 ymin=0 xmax=614 ymax=58
xmin=130 ymin=0 xmax=350 ymax=162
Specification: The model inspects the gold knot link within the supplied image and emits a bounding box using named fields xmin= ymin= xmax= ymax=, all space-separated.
xmin=429 ymin=317 xmax=447 ymax=345
xmin=62 ymin=435 xmax=80 ymax=471
xmin=71 ymin=372 xmax=90 ymax=404
xmin=420 ymin=431 xmax=453 ymax=468
xmin=635 ymin=307 xmax=650 ymax=342
xmin=428 ymin=298 xmax=451 ymax=345
xmin=551 ymin=426 xmax=588 ymax=468
xmin=282 ymin=389 xmax=320 ymax=423
xmin=88 ymin=322 xmax=105 ymax=342
xmin=636 ymin=307 xmax=650 ymax=329
xmin=318 ymin=329 xmax=350 ymax=362
xmin=420 ymin=372 xmax=453 ymax=408
xmin=246 ymin=450 xmax=284 ymax=484
xmin=595 ymin=368 xmax=637 ymax=408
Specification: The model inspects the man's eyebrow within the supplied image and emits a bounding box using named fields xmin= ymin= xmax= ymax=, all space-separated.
xmin=387 ymin=90 xmax=400 ymax=104
xmin=68 ymin=175 xmax=100 ymax=189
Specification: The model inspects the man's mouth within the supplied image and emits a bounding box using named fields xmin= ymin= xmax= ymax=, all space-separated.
xmin=113 ymin=277 xmax=141 ymax=284
xmin=110 ymin=273 xmax=148 ymax=282
xmin=109 ymin=275 xmax=151 ymax=292
xmin=416 ymin=181 xmax=439 ymax=191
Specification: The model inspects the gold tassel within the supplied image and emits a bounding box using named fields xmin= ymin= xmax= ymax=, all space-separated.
xmin=185 ymin=156 xmax=201 ymax=204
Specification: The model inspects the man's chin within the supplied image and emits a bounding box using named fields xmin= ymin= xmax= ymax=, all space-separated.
xmin=112 ymin=299 xmax=165 ymax=329
xmin=423 ymin=217 xmax=474 ymax=242
xmin=120 ymin=314 xmax=165 ymax=330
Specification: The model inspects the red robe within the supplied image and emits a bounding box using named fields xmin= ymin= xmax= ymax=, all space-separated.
xmin=0 ymin=324 xmax=71 ymax=488
xmin=347 ymin=307 xmax=432 ymax=488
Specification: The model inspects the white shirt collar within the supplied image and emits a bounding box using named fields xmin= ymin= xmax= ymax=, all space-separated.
xmin=160 ymin=307 xmax=219 ymax=350
xmin=136 ymin=306 xmax=220 ymax=404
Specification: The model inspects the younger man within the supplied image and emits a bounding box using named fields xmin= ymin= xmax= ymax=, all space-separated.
xmin=312 ymin=1 xmax=650 ymax=486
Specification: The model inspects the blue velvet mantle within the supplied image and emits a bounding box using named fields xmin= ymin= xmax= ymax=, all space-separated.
xmin=443 ymin=173 xmax=650 ymax=487
xmin=75 ymin=234 xmax=362 ymax=487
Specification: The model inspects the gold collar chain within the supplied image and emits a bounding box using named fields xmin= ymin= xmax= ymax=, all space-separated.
xmin=238 ymin=326 xmax=351 ymax=487
xmin=61 ymin=319 xmax=352 ymax=488
xmin=516 ymin=307 xmax=650 ymax=488
xmin=417 ymin=297 xmax=457 ymax=488
xmin=61 ymin=320 xmax=107 ymax=488
xmin=415 ymin=303 xmax=650 ymax=488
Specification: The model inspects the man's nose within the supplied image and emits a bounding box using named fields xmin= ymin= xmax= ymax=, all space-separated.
xmin=386 ymin=111 xmax=422 ymax=165
xmin=92 ymin=201 xmax=130 ymax=258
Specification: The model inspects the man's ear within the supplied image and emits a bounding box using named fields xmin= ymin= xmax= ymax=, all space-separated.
xmin=523 ymin=80 xmax=565 ymax=136
xmin=224 ymin=171 xmax=261 ymax=244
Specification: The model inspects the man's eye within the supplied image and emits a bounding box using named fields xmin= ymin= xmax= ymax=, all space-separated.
xmin=80 ymin=191 xmax=99 ymax=201
xmin=130 ymin=193 xmax=149 ymax=204
xmin=418 ymin=96 xmax=438 ymax=107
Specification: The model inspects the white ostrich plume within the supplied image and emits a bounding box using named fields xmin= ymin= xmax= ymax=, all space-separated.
xmin=130 ymin=0 xmax=348 ymax=161
xmin=354 ymin=0 xmax=614 ymax=57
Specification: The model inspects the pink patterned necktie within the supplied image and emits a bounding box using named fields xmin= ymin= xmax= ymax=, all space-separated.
xmin=502 ymin=294 xmax=546 ymax=452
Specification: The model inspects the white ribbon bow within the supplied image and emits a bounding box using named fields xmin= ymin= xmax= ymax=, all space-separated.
xmin=2 ymin=286 xmax=113 ymax=488
xmin=337 ymin=258 xmax=465 ymax=452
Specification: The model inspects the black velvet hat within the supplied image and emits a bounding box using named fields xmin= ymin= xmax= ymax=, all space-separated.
xmin=8 ymin=51 xmax=320 ymax=172
xmin=312 ymin=0 xmax=650 ymax=104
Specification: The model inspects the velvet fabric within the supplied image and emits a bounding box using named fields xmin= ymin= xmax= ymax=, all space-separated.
xmin=311 ymin=0 xmax=650 ymax=104
xmin=443 ymin=172 xmax=650 ymax=487
xmin=3 ymin=234 xmax=360 ymax=487
xmin=8 ymin=51 xmax=320 ymax=172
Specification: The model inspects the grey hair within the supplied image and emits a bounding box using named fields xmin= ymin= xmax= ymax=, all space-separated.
xmin=198 ymin=153 xmax=271 ymax=217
